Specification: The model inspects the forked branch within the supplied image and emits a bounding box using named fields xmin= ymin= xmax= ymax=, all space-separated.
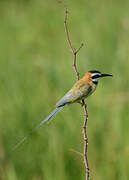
xmin=64 ymin=8 xmax=89 ymax=180
xmin=64 ymin=8 xmax=83 ymax=80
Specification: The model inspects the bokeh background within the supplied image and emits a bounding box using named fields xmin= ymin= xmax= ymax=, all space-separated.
xmin=0 ymin=0 xmax=129 ymax=179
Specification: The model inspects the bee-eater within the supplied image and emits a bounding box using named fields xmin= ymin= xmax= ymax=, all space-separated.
xmin=13 ymin=70 xmax=112 ymax=150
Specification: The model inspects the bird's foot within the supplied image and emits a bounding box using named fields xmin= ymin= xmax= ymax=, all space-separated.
xmin=78 ymin=101 xmax=85 ymax=107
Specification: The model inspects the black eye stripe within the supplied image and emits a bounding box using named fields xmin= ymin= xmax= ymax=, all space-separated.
xmin=92 ymin=74 xmax=100 ymax=79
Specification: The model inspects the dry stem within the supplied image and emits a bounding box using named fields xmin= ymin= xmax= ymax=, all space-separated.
xmin=82 ymin=99 xmax=90 ymax=180
xmin=64 ymin=8 xmax=89 ymax=180
xmin=69 ymin=148 xmax=83 ymax=157
xmin=64 ymin=8 xmax=83 ymax=80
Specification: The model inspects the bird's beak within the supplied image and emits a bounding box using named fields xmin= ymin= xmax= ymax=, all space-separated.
xmin=101 ymin=73 xmax=113 ymax=77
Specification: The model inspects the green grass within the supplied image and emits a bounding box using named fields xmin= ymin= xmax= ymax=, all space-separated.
xmin=0 ymin=0 xmax=129 ymax=179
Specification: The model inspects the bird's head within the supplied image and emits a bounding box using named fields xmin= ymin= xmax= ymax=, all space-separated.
xmin=87 ymin=70 xmax=113 ymax=85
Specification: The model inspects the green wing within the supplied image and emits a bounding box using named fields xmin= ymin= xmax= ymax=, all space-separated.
xmin=56 ymin=83 xmax=92 ymax=107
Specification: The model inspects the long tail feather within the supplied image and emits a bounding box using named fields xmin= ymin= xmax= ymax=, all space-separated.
xmin=12 ymin=106 xmax=65 ymax=151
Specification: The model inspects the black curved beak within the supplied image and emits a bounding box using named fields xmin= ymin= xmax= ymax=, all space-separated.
xmin=101 ymin=73 xmax=113 ymax=77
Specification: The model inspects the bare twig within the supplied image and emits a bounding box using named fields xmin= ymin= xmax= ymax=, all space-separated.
xmin=82 ymin=99 xmax=90 ymax=180
xmin=69 ymin=148 xmax=83 ymax=157
xmin=64 ymin=8 xmax=83 ymax=80
xmin=64 ymin=8 xmax=89 ymax=180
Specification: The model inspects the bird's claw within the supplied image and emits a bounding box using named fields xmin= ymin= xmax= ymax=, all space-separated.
xmin=78 ymin=101 xmax=85 ymax=106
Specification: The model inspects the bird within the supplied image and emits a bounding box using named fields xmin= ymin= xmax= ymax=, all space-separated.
xmin=13 ymin=70 xmax=112 ymax=150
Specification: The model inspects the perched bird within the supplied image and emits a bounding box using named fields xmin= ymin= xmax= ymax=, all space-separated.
xmin=13 ymin=70 xmax=112 ymax=150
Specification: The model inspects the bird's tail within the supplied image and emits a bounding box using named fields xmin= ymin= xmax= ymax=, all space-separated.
xmin=12 ymin=106 xmax=65 ymax=151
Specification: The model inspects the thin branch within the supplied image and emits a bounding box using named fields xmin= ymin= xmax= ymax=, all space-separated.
xmin=82 ymin=99 xmax=90 ymax=180
xmin=64 ymin=8 xmax=83 ymax=81
xmin=64 ymin=8 xmax=75 ymax=54
xmin=69 ymin=148 xmax=83 ymax=157
xmin=76 ymin=43 xmax=84 ymax=54
xmin=64 ymin=8 xmax=89 ymax=180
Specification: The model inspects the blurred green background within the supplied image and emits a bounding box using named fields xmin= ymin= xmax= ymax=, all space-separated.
xmin=0 ymin=0 xmax=129 ymax=179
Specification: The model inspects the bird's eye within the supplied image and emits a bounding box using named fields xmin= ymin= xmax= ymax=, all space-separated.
xmin=92 ymin=74 xmax=101 ymax=79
